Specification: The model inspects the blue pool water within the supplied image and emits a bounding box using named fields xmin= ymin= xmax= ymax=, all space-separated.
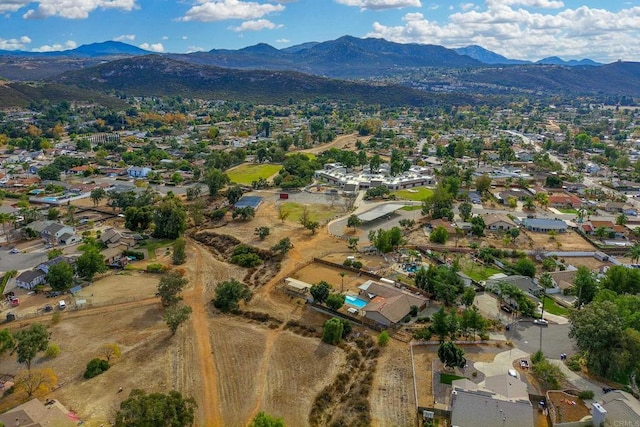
xmin=43 ymin=197 xmax=58 ymax=202
xmin=404 ymin=264 xmax=419 ymax=273
xmin=345 ymin=295 xmax=368 ymax=309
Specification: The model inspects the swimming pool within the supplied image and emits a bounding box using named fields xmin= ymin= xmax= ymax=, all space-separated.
xmin=43 ymin=197 xmax=58 ymax=202
xmin=345 ymin=295 xmax=368 ymax=309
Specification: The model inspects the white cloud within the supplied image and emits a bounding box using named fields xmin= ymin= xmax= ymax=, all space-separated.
xmin=22 ymin=0 xmax=137 ymax=19
xmin=32 ymin=40 xmax=77 ymax=52
xmin=366 ymin=3 xmax=640 ymax=62
xmin=230 ymin=19 xmax=283 ymax=31
xmin=335 ymin=0 xmax=421 ymax=10
xmin=162 ymin=36 xmax=169 ymax=40
xmin=179 ymin=0 xmax=285 ymax=22
xmin=276 ymin=38 xmax=290 ymax=43
xmin=113 ymin=34 xmax=135 ymax=42
xmin=0 ymin=35 xmax=31 ymax=50
xmin=186 ymin=45 xmax=205 ymax=53
xmin=460 ymin=3 xmax=475 ymax=12
xmin=139 ymin=42 xmax=164 ymax=52
xmin=0 ymin=1 xmax=29 ymax=13
xmin=182 ymin=36 xmax=188 ymax=40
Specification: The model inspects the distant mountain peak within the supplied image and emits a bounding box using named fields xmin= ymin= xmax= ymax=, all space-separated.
xmin=71 ymin=41 xmax=149 ymax=56
xmin=454 ymin=45 xmax=530 ymax=65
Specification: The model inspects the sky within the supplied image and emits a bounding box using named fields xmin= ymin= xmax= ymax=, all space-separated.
xmin=0 ymin=0 xmax=639 ymax=63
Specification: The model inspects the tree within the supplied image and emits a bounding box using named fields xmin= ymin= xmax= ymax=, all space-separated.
xmin=172 ymin=237 xmax=187 ymax=265
xmin=513 ymin=257 xmax=536 ymax=278
xmin=347 ymin=214 xmax=362 ymax=232
xmin=475 ymin=174 xmax=492 ymax=193
xmin=157 ymin=272 xmax=188 ymax=307
xmin=429 ymin=226 xmax=449 ymax=244
xmin=255 ymin=226 xmax=270 ymax=240
xmin=431 ymin=307 xmax=450 ymax=343
xmin=13 ymin=323 xmax=49 ymax=370
xmin=186 ymin=185 xmax=203 ymax=201
xmin=422 ymin=185 xmax=454 ymax=220
xmin=14 ymin=368 xmax=57 ymax=398
xmin=569 ymin=301 xmax=625 ymax=378
xmin=347 ymin=237 xmax=359 ymax=253
xmin=326 ymin=293 xmax=345 ymax=310
xmin=470 ymin=215 xmax=485 ymax=237
xmin=164 ymin=304 xmax=192 ymax=335
xmin=0 ymin=329 xmax=14 ymax=356
xmin=572 ymin=266 xmax=598 ymax=309
xmin=626 ymin=243 xmax=640 ymax=264
xmin=458 ymin=201 xmax=472 ymax=221
xmin=461 ymin=287 xmax=476 ymax=307
xmin=115 ymin=389 xmax=197 ymax=427
xmin=37 ymin=165 xmax=60 ymax=181
xmin=90 ymin=187 xmax=106 ymax=206
xmin=76 ymin=247 xmax=107 ymax=280
xmin=232 ymin=206 xmax=255 ymax=221
xmin=531 ymin=355 xmax=565 ymax=391
xmin=204 ymin=168 xmax=229 ymax=197
xmin=226 ymin=185 xmax=243 ymax=205
xmin=250 ymin=412 xmax=285 ymax=427
xmin=304 ymin=220 xmax=320 ymax=234
xmin=125 ymin=206 xmax=153 ymax=232
xmin=277 ymin=204 xmax=290 ymax=223
xmin=46 ymin=261 xmax=74 ymax=291
xmin=213 ymin=279 xmax=252 ymax=312
xmin=153 ymin=196 xmax=187 ymax=239
xmin=84 ymin=358 xmax=110 ymax=379
xmin=437 ymin=341 xmax=466 ymax=369
xmin=535 ymin=192 xmax=549 ymax=208
xmin=47 ymin=207 xmax=60 ymax=220
xmin=271 ymin=237 xmax=293 ymax=256
xmin=322 ymin=318 xmax=344 ymax=345
xmin=369 ymin=154 xmax=382 ymax=173
xmin=399 ymin=218 xmax=415 ymax=230
xmin=616 ymin=213 xmax=628 ymax=226
xmin=47 ymin=248 xmax=63 ymax=259
xmin=101 ymin=343 xmax=121 ymax=363
xmin=310 ymin=281 xmax=331 ymax=304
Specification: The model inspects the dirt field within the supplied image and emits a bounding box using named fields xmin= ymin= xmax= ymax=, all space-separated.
xmin=524 ymin=230 xmax=594 ymax=252
xmin=370 ymin=339 xmax=416 ymax=427
xmin=547 ymin=391 xmax=590 ymax=424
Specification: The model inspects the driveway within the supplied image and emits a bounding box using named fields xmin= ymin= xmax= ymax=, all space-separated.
xmin=505 ymin=321 xmax=576 ymax=357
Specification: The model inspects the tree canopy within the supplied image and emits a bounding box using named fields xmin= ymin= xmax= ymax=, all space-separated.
xmin=114 ymin=389 xmax=197 ymax=427
xmin=213 ymin=279 xmax=252 ymax=313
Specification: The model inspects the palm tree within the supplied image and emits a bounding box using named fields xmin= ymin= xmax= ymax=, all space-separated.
xmin=0 ymin=212 xmax=13 ymax=242
xmin=339 ymin=272 xmax=347 ymax=293
xmin=626 ymin=243 xmax=640 ymax=264
xmin=616 ymin=213 xmax=628 ymax=226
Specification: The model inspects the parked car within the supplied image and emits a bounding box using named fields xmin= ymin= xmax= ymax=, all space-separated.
xmin=500 ymin=305 xmax=512 ymax=314
xmin=46 ymin=291 xmax=63 ymax=298
xmin=43 ymin=304 xmax=53 ymax=312
xmin=9 ymin=248 xmax=20 ymax=254
xmin=58 ymin=300 xmax=66 ymax=310
xmin=533 ymin=319 xmax=549 ymax=326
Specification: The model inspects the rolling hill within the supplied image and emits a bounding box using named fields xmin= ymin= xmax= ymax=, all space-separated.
xmin=51 ymin=55 xmax=482 ymax=106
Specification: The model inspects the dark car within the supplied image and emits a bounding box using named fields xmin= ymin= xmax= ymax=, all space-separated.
xmin=46 ymin=291 xmax=62 ymax=298
xmin=43 ymin=304 xmax=53 ymax=312
xmin=500 ymin=305 xmax=513 ymax=313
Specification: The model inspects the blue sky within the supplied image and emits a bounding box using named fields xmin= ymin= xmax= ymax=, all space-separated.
xmin=0 ymin=0 xmax=639 ymax=62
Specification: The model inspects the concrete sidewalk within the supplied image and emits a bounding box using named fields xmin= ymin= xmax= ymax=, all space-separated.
xmin=548 ymin=359 xmax=605 ymax=400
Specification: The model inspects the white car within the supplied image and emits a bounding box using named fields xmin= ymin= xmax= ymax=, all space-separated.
xmin=533 ymin=319 xmax=549 ymax=326
xmin=9 ymin=248 xmax=20 ymax=254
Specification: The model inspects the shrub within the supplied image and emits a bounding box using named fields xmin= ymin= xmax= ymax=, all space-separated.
xmin=479 ymin=332 xmax=490 ymax=341
xmin=567 ymin=358 xmax=582 ymax=371
xmin=378 ymin=331 xmax=390 ymax=346
xmin=230 ymin=253 xmax=263 ymax=268
xmin=416 ymin=316 xmax=430 ymax=323
xmin=578 ymin=390 xmax=594 ymax=400
xmin=45 ymin=343 xmax=60 ymax=358
xmin=410 ymin=305 xmax=419 ymax=317
xmin=84 ymin=358 xmax=110 ymax=379
xmin=146 ymin=263 xmax=165 ymax=273
xmin=122 ymin=250 xmax=144 ymax=260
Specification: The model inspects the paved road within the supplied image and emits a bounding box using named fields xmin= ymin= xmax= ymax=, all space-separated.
xmin=505 ymin=320 xmax=576 ymax=357
xmin=0 ymin=247 xmax=48 ymax=272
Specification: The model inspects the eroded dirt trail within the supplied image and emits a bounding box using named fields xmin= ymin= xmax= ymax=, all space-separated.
xmin=183 ymin=241 xmax=223 ymax=427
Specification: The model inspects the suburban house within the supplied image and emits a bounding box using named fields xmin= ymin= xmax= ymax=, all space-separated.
xmin=283 ymin=277 xmax=312 ymax=296
xmin=100 ymin=228 xmax=124 ymax=246
xmin=425 ymin=218 xmax=457 ymax=235
xmin=127 ymin=166 xmax=152 ymax=178
xmin=450 ymin=374 xmax=533 ymax=427
xmin=584 ymin=221 xmax=628 ymax=239
xmin=520 ymin=218 xmax=568 ymax=233
xmin=547 ymin=269 xmax=578 ymax=294
xmin=357 ymin=280 xmax=428 ymax=327
xmin=593 ymin=390 xmax=640 ymax=427
xmin=604 ymin=201 xmax=626 ymax=213
xmin=15 ymin=269 xmax=46 ymax=290
xmin=37 ymin=256 xmax=75 ymax=274
xmin=102 ymin=245 xmax=129 ymax=268
xmin=41 ymin=223 xmax=75 ymax=245
xmin=484 ymin=214 xmax=518 ymax=232
xmin=548 ymin=193 xmax=582 ymax=209
xmin=0 ymin=398 xmax=77 ymax=427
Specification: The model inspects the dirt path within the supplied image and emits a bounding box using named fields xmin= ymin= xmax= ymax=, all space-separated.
xmin=246 ymin=326 xmax=281 ymax=423
xmin=182 ymin=242 xmax=223 ymax=427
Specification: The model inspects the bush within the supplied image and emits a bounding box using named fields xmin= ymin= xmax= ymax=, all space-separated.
xmin=416 ymin=316 xmax=430 ymax=323
xmin=578 ymin=390 xmax=594 ymax=400
xmin=230 ymin=253 xmax=263 ymax=268
xmin=146 ymin=263 xmax=165 ymax=273
xmin=479 ymin=332 xmax=490 ymax=341
xmin=566 ymin=357 xmax=582 ymax=372
xmin=45 ymin=343 xmax=60 ymax=358
xmin=378 ymin=331 xmax=390 ymax=346
xmin=84 ymin=358 xmax=110 ymax=379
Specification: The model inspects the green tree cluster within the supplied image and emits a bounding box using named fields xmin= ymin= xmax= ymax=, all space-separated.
xmin=212 ymin=279 xmax=252 ymax=313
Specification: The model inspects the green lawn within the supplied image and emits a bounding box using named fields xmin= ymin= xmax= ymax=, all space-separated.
xmin=286 ymin=152 xmax=317 ymax=160
xmin=278 ymin=202 xmax=341 ymax=223
xmin=393 ymin=187 xmax=434 ymax=201
xmin=139 ymin=239 xmax=175 ymax=260
xmin=542 ymin=298 xmax=569 ymax=317
xmin=557 ymin=208 xmax=578 ymax=214
xmin=462 ymin=266 xmax=502 ymax=282
xmin=227 ymin=163 xmax=282 ymax=185
xmin=440 ymin=373 xmax=467 ymax=385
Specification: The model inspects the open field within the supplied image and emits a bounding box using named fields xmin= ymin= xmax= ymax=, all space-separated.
xmin=227 ymin=163 xmax=283 ymax=185
xmin=290 ymin=262 xmax=363 ymax=291
xmin=393 ymin=187 xmax=434 ymax=201
xmin=523 ymin=230 xmax=594 ymax=252
xmin=278 ymin=201 xmax=344 ymax=224
xmin=459 ymin=258 xmax=501 ymax=281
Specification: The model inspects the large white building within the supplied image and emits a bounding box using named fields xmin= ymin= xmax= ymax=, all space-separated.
xmin=315 ymin=163 xmax=436 ymax=193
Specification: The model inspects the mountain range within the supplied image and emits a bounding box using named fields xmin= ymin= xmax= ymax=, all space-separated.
xmin=0 ymin=36 xmax=638 ymax=107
